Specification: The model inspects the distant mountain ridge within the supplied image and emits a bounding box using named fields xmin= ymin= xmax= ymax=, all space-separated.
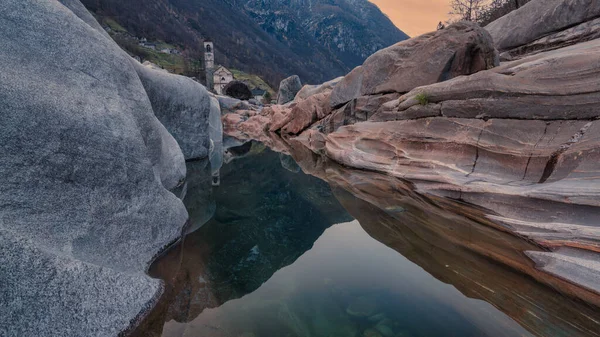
xmin=81 ymin=0 xmax=409 ymax=86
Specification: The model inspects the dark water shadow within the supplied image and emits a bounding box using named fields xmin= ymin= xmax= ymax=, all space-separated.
xmin=131 ymin=146 xmax=352 ymax=336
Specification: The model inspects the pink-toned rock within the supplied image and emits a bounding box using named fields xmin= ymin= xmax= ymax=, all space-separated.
xmin=281 ymin=93 xmax=332 ymax=135
xmin=383 ymin=39 xmax=600 ymax=121
xmin=268 ymin=104 xmax=294 ymax=132
xmin=486 ymin=0 xmax=600 ymax=53
xmin=294 ymin=77 xmax=343 ymax=101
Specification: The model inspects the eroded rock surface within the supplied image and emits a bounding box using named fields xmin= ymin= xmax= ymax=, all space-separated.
xmin=0 ymin=1 xmax=214 ymax=336
xmin=294 ymin=76 xmax=343 ymax=101
xmin=330 ymin=21 xmax=497 ymax=108
xmin=486 ymin=0 xmax=600 ymax=59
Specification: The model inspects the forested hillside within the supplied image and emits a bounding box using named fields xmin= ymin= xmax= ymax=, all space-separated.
xmin=81 ymin=0 xmax=408 ymax=87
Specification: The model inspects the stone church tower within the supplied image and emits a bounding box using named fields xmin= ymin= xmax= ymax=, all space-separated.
xmin=204 ymin=40 xmax=215 ymax=91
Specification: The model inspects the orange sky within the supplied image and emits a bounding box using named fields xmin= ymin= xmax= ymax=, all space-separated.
xmin=370 ymin=0 xmax=451 ymax=37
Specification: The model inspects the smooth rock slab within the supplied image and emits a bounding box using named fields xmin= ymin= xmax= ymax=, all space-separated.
xmin=134 ymin=60 xmax=213 ymax=160
xmin=486 ymin=0 xmax=600 ymax=52
xmin=330 ymin=22 xmax=497 ymax=108
xmin=389 ymin=39 xmax=600 ymax=121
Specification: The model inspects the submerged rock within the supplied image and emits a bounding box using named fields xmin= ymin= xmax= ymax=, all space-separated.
xmin=363 ymin=328 xmax=383 ymax=337
xmin=374 ymin=319 xmax=395 ymax=337
xmin=346 ymin=296 xmax=380 ymax=317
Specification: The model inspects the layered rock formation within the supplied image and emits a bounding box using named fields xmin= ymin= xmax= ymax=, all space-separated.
xmin=486 ymin=0 xmax=600 ymax=60
xmin=223 ymin=0 xmax=600 ymax=302
xmin=285 ymin=141 xmax=600 ymax=336
xmin=0 ymin=1 xmax=213 ymax=336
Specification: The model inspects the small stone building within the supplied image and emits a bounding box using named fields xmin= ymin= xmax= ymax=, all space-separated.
xmin=251 ymin=89 xmax=266 ymax=102
xmin=213 ymin=66 xmax=234 ymax=95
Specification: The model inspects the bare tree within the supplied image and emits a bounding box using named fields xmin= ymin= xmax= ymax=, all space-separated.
xmin=449 ymin=0 xmax=488 ymax=22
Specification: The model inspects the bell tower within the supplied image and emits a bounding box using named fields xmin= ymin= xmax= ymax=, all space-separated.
xmin=204 ymin=40 xmax=215 ymax=91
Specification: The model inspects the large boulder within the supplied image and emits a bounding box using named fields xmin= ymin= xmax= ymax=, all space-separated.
xmin=294 ymin=76 xmax=343 ymax=101
xmin=277 ymin=75 xmax=303 ymax=105
xmin=330 ymin=22 xmax=498 ymax=108
xmin=382 ymin=39 xmax=600 ymax=121
xmin=224 ymin=80 xmax=253 ymax=101
xmin=486 ymin=0 xmax=600 ymax=53
xmin=0 ymin=1 xmax=194 ymax=336
xmin=134 ymin=61 xmax=213 ymax=160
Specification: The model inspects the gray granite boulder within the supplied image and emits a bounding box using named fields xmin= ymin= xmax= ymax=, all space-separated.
xmin=277 ymin=75 xmax=303 ymax=105
xmin=329 ymin=22 xmax=498 ymax=108
xmin=0 ymin=0 xmax=190 ymax=336
xmin=486 ymin=0 xmax=600 ymax=53
xmin=294 ymin=76 xmax=343 ymax=101
xmin=58 ymin=0 xmax=111 ymax=38
xmin=134 ymin=61 xmax=213 ymax=160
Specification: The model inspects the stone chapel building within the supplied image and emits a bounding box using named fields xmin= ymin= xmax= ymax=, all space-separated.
xmin=213 ymin=66 xmax=234 ymax=95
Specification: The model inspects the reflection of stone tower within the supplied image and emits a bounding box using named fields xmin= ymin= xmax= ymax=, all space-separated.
xmin=204 ymin=40 xmax=215 ymax=91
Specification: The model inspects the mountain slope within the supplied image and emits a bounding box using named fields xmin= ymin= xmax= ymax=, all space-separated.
xmin=81 ymin=0 xmax=408 ymax=86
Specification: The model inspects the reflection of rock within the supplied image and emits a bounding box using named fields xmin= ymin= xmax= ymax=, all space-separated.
xmin=334 ymin=178 xmax=600 ymax=337
xmin=182 ymin=160 xmax=215 ymax=235
xmin=248 ymin=139 xmax=600 ymax=337
xmin=205 ymin=150 xmax=352 ymax=303
xmin=133 ymin=149 xmax=353 ymax=335
xmin=280 ymin=153 xmax=302 ymax=173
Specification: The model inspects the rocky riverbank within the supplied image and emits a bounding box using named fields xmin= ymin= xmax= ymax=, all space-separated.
xmin=223 ymin=0 xmax=600 ymax=301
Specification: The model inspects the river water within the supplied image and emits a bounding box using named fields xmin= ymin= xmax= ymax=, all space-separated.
xmin=132 ymin=143 xmax=600 ymax=337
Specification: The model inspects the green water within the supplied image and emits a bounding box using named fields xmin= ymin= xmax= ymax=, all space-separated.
xmin=138 ymin=144 xmax=600 ymax=337
xmin=162 ymin=220 xmax=530 ymax=337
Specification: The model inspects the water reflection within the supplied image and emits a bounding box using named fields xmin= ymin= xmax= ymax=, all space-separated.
xmin=134 ymin=143 xmax=600 ymax=337
xmin=132 ymin=146 xmax=352 ymax=336
xmin=163 ymin=221 xmax=531 ymax=337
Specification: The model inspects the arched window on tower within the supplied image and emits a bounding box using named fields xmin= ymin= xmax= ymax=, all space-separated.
xmin=206 ymin=44 xmax=212 ymax=53
xmin=221 ymin=77 xmax=226 ymax=81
